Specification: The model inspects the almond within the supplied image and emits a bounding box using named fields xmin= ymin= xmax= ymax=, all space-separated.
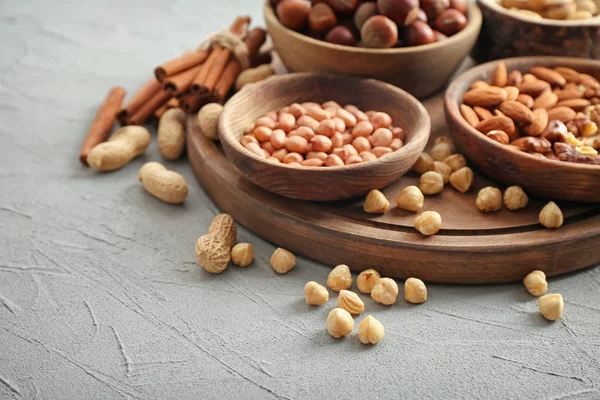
xmin=492 ymin=61 xmax=508 ymax=88
xmin=533 ymin=91 xmax=558 ymax=110
xmin=579 ymin=74 xmax=600 ymax=90
xmin=460 ymin=104 xmax=479 ymax=127
xmin=524 ymin=108 xmax=549 ymax=137
xmin=476 ymin=116 xmax=516 ymax=139
xmin=517 ymin=94 xmax=535 ymax=109
xmin=547 ymin=106 xmax=577 ymax=122
xmin=556 ymin=87 xmax=584 ymax=101
xmin=474 ymin=106 xmax=494 ymax=121
xmin=463 ymin=87 xmax=508 ymax=108
xmin=486 ymin=130 xmax=510 ymax=145
xmin=554 ymin=67 xmax=580 ymax=83
xmin=495 ymin=110 xmax=506 ymax=117
xmin=519 ymin=79 xmax=551 ymax=97
xmin=530 ymin=67 xmax=567 ymax=87
xmin=504 ymin=86 xmax=520 ymax=101
xmin=556 ymin=98 xmax=591 ymax=111
xmin=471 ymin=80 xmax=490 ymax=90
xmin=499 ymin=100 xmax=534 ymax=124
xmin=508 ymin=70 xmax=523 ymax=87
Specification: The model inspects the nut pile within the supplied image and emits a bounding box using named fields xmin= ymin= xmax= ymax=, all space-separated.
xmin=273 ymin=0 xmax=469 ymax=48
xmin=500 ymin=0 xmax=599 ymax=20
xmin=241 ymin=101 xmax=406 ymax=167
xmin=460 ymin=63 xmax=600 ymax=165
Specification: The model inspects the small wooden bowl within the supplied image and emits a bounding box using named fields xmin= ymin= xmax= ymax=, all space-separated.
xmin=445 ymin=56 xmax=600 ymax=203
xmin=219 ymin=73 xmax=430 ymax=201
xmin=264 ymin=1 xmax=482 ymax=99
xmin=477 ymin=0 xmax=600 ymax=60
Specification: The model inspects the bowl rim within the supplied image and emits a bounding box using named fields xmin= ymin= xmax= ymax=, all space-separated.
xmin=477 ymin=0 xmax=600 ymax=27
xmin=264 ymin=0 xmax=483 ymax=55
xmin=445 ymin=55 xmax=600 ymax=173
xmin=220 ymin=72 xmax=431 ymax=172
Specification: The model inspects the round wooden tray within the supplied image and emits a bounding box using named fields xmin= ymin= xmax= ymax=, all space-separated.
xmin=187 ymin=93 xmax=600 ymax=284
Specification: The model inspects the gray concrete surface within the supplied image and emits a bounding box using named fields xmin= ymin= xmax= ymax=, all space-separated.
xmin=1 ymin=1 xmax=600 ymax=399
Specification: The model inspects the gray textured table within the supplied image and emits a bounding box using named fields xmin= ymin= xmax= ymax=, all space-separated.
xmin=1 ymin=1 xmax=599 ymax=399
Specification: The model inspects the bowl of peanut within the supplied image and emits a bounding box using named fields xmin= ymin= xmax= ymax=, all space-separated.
xmin=445 ymin=56 xmax=600 ymax=202
xmin=219 ymin=72 xmax=430 ymax=201
xmin=264 ymin=0 xmax=482 ymax=99
xmin=477 ymin=0 xmax=600 ymax=60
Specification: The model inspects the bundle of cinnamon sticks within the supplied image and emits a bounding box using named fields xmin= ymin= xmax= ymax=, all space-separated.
xmin=79 ymin=15 xmax=269 ymax=165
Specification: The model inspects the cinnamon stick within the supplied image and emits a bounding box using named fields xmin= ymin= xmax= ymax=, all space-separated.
xmin=180 ymin=92 xmax=213 ymax=113
xmin=191 ymin=47 xmax=224 ymax=93
xmin=127 ymin=90 xmax=171 ymax=126
xmin=163 ymin=64 xmax=203 ymax=95
xmin=80 ymin=86 xmax=126 ymax=164
xmin=155 ymin=50 xmax=208 ymax=82
xmin=117 ymin=78 xmax=160 ymax=123
xmin=214 ymin=28 xmax=267 ymax=102
xmin=251 ymin=51 xmax=273 ymax=68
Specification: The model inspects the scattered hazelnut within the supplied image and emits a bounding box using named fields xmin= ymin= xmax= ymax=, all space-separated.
xmin=406 ymin=20 xmax=436 ymax=46
xmin=414 ymin=211 xmax=442 ymax=236
xmin=476 ymin=187 xmax=502 ymax=212
xmin=432 ymin=161 xmax=452 ymax=184
xmin=449 ymin=166 xmax=474 ymax=193
xmin=358 ymin=315 xmax=385 ymax=344
xmin=364 ymin=189 xmax=390 ymax=213
xmin=539 ymin=201 xmax=563 ymax=229
xmin=327 ymin=264 xmax=353 ymax=292
xmin=377 ymin=0 xmax=420 ymax=26
xmin=338 ymin=290 xmax=365 ymax=314
xmin=231 ymin=243 xmax=254 ymax=267
xmin=277 ymin=0 xmax=310 ymax=30
xmin=325 ymin=26 xmax=356 ymax=46
xmin=396 ymin=185 xmax=424 ymax=212
xmin=404 ymin=277 xmax=427 ymax=303
xmin=357 ymin=269 xmax=382 ymax=293
xmin=503 ymin=186 xmax=528 ymax=211
xmin=371 ymin=277 xmax=399 ymax=305
xmin=327 ymin=308 xmax=354 ymax=338
xmin=361 ymin=15 xmax=399 ymax=48
xmin=430 ymin=141 xmax=453 ymax=161
xmin=443 ymin=154 xmax=467 ymax=172
xmin=270 ymin=248 xmax=296 ymax=274
xmin=419 ymin=171 xmax=445 ymax=195
xmin=304 ymin=281 xmax=329 ymax=305
xmin=413 ymin=152 xmax=434 ymax=174
xmin=538 ymin=293 xmax=564 ymax=321
xmin=523 ymin=270 xmax=548 ymax=297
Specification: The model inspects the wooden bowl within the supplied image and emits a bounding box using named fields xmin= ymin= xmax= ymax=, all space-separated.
xmin=219 ymin=73 xmax=430 ymax=201
xmin=264 ymin=1 xmax=482 ymax=99
xmin=445 ymin=56 xmax=600 ymax=203
xmin=476 ymin=0 xmax=600 ymax=61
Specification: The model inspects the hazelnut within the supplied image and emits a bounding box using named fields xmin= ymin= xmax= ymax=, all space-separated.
xmin=523 ymin=270 xmax=547 ymax=297
xmin=420 ymin=0 xmax=450 ymax=19
xmin=538 ymin=294 xmax=564 ymax=321
xmin=270 ymin=248 xmax=296 ymax=274
xmin=231 ymin=243 xmax=254 ymax=267
xmin=327 ymin=264 xmax=353 ymax=292
xmin=277 ymin=0 xmax=311 ymax=30
xmin=354 ymin=2 xmax=378 ymax=29
xmin=361 ymin=16 xmax=399 ymax=48
xmin=325 ymin=26 xmax=357 ymax=46
xmin=432 ymin=161 xmax=452 ymax=184
xmin=377 ymin=0 xmax=420 ymax=26
xmin=404 ymin=277 xmax=427 ymax=303
xmin=413 ymin=152 xmax=434 ymax=174
xmin=338 ymin=290 xmax=365 ymax=314
xmin=539 ymin=201 xmax=563 ymax=229
xmin=434 ymin=135 xmax=454 ymax=148
xmin=476 ymin=187 xmax=502 ymax=212
xmin=364 ymin=189 xmax=390 ymax=213
xmin=396 ymin=185 xmax=424 ymax=212
xmin=419 ymin=171 xmax=445 ymax=195
xmin=449 ymin=167 xmax=473 ymax=193
xmin=503 ymin=186 xmax=528 ymax=211
xmin=406 ymin=21 xmax=436 ymax=46
xmin=430 ymin=142 xmax=453 ymax=161
xmin=328 ymin=0 xmax=359 ymax=13
xmin=449 ymin=0 xmax=468 ymax=13
xmin=434 ymin=9 xmax=467 ymax=36
xmin=358 ymin=315 xmax=385 ymax=344
xmin=416 ymin=8 xmax=428 ymax=22
xmin=357 ymin=269 xmax=382 ymax=294
xmin=433 ymin=30 xmax=448 ymax=41
xmin=371 ymin=277 xmax=399 ymax=305
xmin=309 ymin=2 xmax=338 ymax=32
xmin=414 ymin=211 xmax=442 ymax=236
xmin=443 ymin=154 xmax=467 ymax=172
xmin=327 ymin=308 xmax=354 ymax=338
xmin=304 ymin=281 xmax=329 ymax=305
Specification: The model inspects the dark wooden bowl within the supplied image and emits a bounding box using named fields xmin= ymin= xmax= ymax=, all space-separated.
xmin=445 ymin=56 xmax=600 ymax=203
xmin=219 ymin=73 xmax=430 ymax=201
xmin=264 ymin=1 xmax=482 ymax=99
xmin=477 ymin=0 xmax=600 ymax=61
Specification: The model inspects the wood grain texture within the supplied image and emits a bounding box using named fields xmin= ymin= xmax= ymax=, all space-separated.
xmin=188 ymin=92 xmax=600 ymax=284
xmin=476 ymin=0 xmax=600 ymax=61
xmin=219 ymin=73 xmax=430 ymax=201
xmin=264 ymin=1 xmax=482 ymax=99
xmin=445 ymin=56 xmax=600 ymax=203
